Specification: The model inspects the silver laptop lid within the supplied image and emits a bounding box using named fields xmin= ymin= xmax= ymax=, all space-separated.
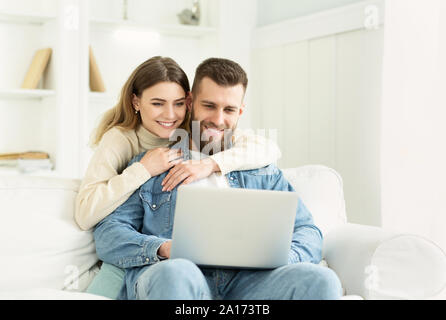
xmin=170 ymin=185 xmax=298 ymax=269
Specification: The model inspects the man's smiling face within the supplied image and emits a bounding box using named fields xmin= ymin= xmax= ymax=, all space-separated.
xmin=190 ymin=77 xmax=245 ymax=154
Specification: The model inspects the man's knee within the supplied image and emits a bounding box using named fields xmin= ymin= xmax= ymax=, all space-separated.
xmin=145 ymin=258 xmax=203 ymax=285
xmin=285 ymin=263 xmax=343 ymax=300
xmin=158 ymin=258 xmax=200 ymax=277
xmin=311 ymin=265 xmax=342 ymax=299
xmin=137 ymin=258 xmax=209 ymax=299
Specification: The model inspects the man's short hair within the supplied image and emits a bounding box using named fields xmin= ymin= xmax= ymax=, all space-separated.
xmin=192 ymin=58 xmax=248 ymax=95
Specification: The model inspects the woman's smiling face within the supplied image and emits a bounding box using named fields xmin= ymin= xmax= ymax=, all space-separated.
xmin=133 ymin=81 xmax=188 ymax=139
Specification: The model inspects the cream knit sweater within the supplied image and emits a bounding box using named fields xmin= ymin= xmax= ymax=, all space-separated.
xmin=75 ymin=125 xmax=281 ymax=230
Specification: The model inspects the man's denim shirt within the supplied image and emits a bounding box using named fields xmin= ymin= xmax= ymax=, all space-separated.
xmin=94 ymin=142 xmax=323 ymax=300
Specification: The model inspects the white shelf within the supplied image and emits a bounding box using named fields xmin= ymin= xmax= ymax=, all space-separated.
xmin=0 ymin=167 xmax=59 ymax=177
xmin=90 ymin=18 xmax=217 ymax=37
xmin=0 ymin=88 xmax=55 ymax=100
xmin=0 ymin=12 xmax=55 ymax=25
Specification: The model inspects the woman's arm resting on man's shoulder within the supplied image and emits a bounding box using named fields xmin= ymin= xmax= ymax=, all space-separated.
xmin=209 ymin=129 xmax=282 ymax=175
xmin=161 ymin=129 xmax=282 ymax=191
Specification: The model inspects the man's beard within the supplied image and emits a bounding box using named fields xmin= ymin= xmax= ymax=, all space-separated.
xmin=190 ymin=110 xmax=236 ymax=156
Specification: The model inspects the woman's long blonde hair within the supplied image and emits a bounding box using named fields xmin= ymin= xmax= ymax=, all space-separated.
xmin=91 ymin=56 xmax=191 ymax=147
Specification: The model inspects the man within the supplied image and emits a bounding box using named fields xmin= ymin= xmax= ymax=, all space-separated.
xmin=94 ymin=58 xmax=342 ymax=300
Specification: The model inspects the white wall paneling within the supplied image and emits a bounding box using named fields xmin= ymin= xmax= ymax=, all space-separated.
xmin=282 ymin=41 xmax=311 ymax=168
xmin=309 ymin=37 xmax=336 ymax=169
xmin=251 ymin=1 xmax=384 ymax=226
xmin=335 ymin=28 xmax=383 ymax=227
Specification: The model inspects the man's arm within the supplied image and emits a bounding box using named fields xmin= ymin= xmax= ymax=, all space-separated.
xmin=269 ymin=169 xmax=323 ymax=265
xmin=287 ymin=198 xmax=323 ymax=264
xmin=93 ymin=186 xmax=169 ymax=269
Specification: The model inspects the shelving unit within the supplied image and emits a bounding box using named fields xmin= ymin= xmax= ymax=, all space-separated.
xmin=1 ymin=0 xmax=252 ymax=179
xmin=0 ymin=0 xmax=58 ymax=177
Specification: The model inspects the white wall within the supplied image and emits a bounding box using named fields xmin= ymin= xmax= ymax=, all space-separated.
xmin=380 ymin=0 xmax=446 ymax=251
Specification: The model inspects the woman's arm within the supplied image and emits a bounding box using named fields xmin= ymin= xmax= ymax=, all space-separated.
xmin=161 ymin=129 xmax=282 ymax=191
xmin=75 ymin=129 xmax=151 ymax=231
xmin=93 ymin=187 xmax=169 ymax=269
xmin=210 ymin=128 xmax=282 ymax=175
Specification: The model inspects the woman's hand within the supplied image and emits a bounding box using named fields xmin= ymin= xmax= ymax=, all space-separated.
xmin=161 ymin=158 xmax=220 ymax=192
xmin=140 ymin=147 xmax=183 ymax=177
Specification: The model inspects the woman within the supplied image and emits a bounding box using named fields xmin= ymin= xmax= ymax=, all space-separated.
xmin=78 ymin=56 xmax=281 ymax=297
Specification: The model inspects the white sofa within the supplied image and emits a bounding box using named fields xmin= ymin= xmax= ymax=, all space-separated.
xmin=1 ymin=165 xmax=445 ymax=300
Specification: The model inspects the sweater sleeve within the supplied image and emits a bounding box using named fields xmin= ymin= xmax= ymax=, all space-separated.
xmin=74 ymin=129 xmax=151 ymax=231
xmin=210 ymin=128 xmax=282 ymax=175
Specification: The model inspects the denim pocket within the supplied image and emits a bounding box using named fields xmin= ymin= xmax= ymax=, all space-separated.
xmin=139 ymin=190 xmax=171 ymax=234
xmin=140 ymin=189 xmax=171 ymax=212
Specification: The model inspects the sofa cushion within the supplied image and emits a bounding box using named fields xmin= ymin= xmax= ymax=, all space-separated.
xmin=282 ymin=165 xmax=347 ymax=236
xmin=0 ymin=175 xmax=98 ymax=292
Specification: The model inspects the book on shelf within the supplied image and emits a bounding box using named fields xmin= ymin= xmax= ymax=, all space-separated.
xmin=89 ymin=46 xmax=106 ymax=92
xmin=0 ymin=151 xmax=49 ymax=160
xmin=21 ymin=48 xmax=52 ymax=90
xmin=0 ymin=152 xmax=53 ymax=173
xmin=17 ymin=158 xmax=53 ymax=173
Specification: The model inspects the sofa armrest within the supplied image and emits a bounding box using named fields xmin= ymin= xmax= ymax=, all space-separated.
xmin=323 ymin=223 xmax=446 ymax=299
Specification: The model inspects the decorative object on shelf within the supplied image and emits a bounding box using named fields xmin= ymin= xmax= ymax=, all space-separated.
xmin=0 ymin=151 xmax=53 ymax=173
xmin=21 ymin=48 xmax=52 ymax=90
xmin=177 ymin=0 xmax=200 ymax=26
xmin=89 ymin=46 xmax=106 ymax=92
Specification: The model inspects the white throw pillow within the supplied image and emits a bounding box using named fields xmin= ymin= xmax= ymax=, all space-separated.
xmin=324 ymin=223 xmax=446 ymax=299
xmin=282 ymin=165 xmax=347 ymax=236
xmin=0 ymin=175 xmax=98 ymax=291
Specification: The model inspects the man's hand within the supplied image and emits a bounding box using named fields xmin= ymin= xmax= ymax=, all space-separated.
xmin=158 ymin=240 xmax=172 ymax=259
xmin=161 ymin=158 xmax=220 ymax=192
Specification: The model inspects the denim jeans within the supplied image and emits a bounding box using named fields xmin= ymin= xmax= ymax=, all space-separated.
xmin=134 ymin=258 xmax=342 ymax=300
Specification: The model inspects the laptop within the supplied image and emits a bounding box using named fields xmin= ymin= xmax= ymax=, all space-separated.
xmin=170 ymin=185 xmax=299 ymax=269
